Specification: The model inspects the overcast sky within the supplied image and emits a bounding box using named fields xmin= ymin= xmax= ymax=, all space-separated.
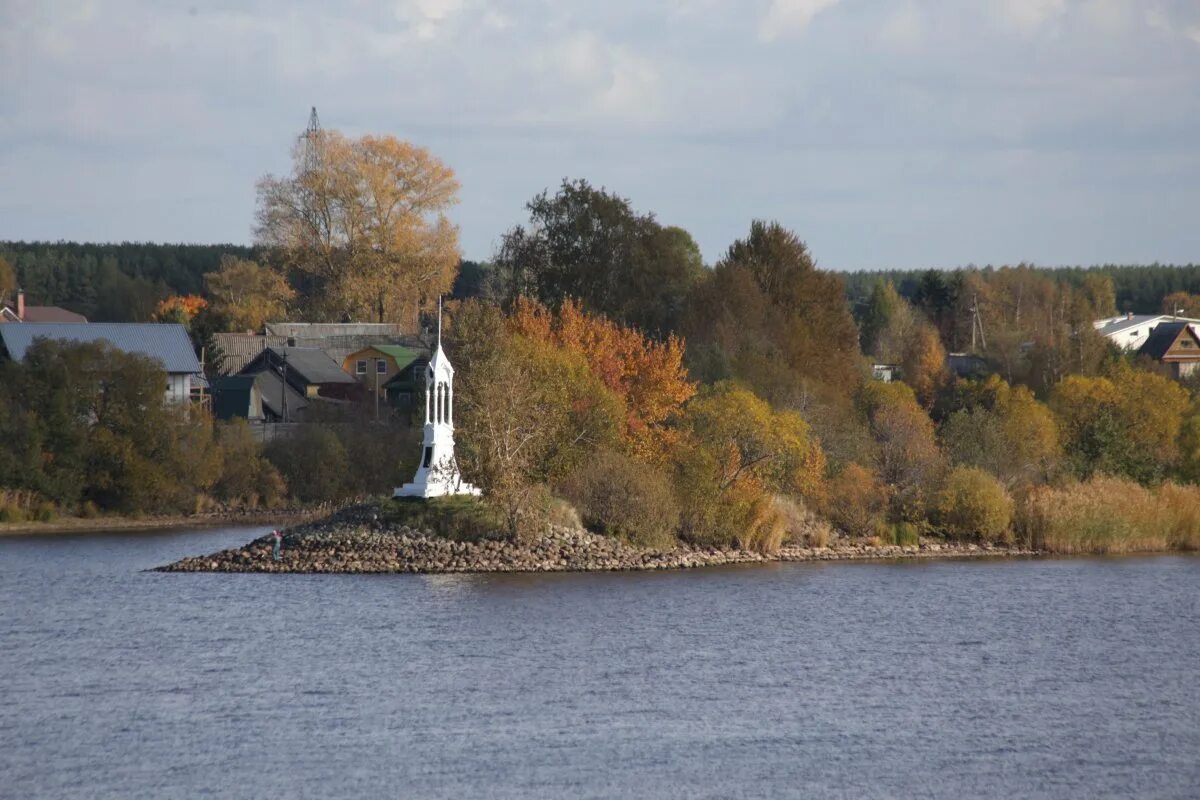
xmin=2 ymin=0 xmax=1199 ymax=269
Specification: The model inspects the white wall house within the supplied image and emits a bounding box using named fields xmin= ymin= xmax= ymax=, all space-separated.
xmin=0 ymin=323 xmax=204 ymax=404
xmin=1093 ymin=314 xmax=1200 ymax=352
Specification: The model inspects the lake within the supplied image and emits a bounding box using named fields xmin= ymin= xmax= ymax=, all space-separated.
xmin=1 ymin=525 xmax=1197 ymax=799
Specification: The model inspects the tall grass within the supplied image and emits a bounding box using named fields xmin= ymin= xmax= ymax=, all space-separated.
xmin=1019 ymin=476 xmax=1200 ymax=554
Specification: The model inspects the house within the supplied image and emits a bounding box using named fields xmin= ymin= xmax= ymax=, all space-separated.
xmin=239 ymin=346 xmax=362 ymax=401
xmin=946 ymin=352 xmax=991 ymax=380
xmin=342 ymin=344 xmax=428 ymax=410
xmin=210 ymin=332 xmax=288 ymax=374
xmin=1137 ymin=321 xmax=1200 ymax=378
xmin=0 ymin=322 xmax=202 ymax=403
xmin=0 ymin=290 xmax=87 ymax=323
xmin=1094 ymin=313 xmax=1200 ymax=352
xmin=871 ymin=363 xmax=899 ymax=383
xmin=210 ymin=322 xmax=421 ymax=375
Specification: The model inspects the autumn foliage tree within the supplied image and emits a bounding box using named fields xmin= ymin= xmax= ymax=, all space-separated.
xmin=509 ymin=298 xmax=694 ymax=459
xmin=152 ymin=295 xmax=207 ymax=329
xmin=672 ymin=382 xmax=826 ymax=552
xmin=256 ymin=129 xmax=460 ymax=325
xmin=203 ymin=255 xmax=295 ymax=332
xmin=1050 ymin=364 xmax=1189 ymax=483
xmin=684 ymin=220 xmax=861 ymax=406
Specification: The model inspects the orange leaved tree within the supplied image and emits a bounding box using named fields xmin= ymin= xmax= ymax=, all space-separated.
xmin=510 ymin=298 xmax=695 ymax=459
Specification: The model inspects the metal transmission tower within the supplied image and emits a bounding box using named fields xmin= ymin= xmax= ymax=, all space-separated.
xmin=299 ymin=106 xmax=322 ymax=175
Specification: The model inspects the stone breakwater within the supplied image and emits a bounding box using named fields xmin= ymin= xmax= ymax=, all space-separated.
xmin=156 ymin=509 xmax=1034 ymax=574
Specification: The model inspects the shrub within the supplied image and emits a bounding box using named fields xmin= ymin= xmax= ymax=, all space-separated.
xmin=933 ymin=466 xmax=1014 ymax=542
xmin=1019 ymin=476 xmax=1200 ymax=554
xmin=264 ymin=426 xmax=350 ymax=504
xmin=827 ymin=463 xmax=889 ymax=539
xmin=560 ymin=449 xmax=680 ymax=550
xmin=772 ymin=495 xmax=833 ymax=547
xmin=882 ymin=521 xmax=921 ymax=546
xmin=214 ymin=420 xmax=288 ymax=509
xmin=0 ymin=505 xmax=27 ymax=523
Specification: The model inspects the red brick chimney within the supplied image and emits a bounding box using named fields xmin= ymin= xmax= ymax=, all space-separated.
xmin=16 ymin=289 xmax=24 ymax=321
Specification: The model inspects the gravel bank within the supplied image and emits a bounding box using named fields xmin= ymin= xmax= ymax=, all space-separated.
xmin=156 ymin=505 xmax=1035 ymax=574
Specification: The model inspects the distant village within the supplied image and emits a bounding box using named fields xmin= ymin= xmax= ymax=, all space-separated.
xmin=1 ymin=288 xmax=431 ymax=431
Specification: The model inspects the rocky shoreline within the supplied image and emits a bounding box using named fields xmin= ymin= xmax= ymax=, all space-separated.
xmin=156 ymin=505 xmax=1036 ymax=574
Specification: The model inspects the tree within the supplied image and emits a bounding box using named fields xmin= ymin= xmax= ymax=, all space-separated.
xmin=1161 ymin=291 xmax=1200 ymax=318
xmin=203 ymin=255 xmax=295 ymax=332
xmin=449 ymin=301 xmax=624 ymax=536
xmin=940 ymin=376 xmax=1060 ymax=488
xmin=0 ymin=339 xmax=221 ymax=513
xmin=901 ymin=322 xmax=947 ymax=409
xmin=860 ymin=280 xmax=912 ymax=361
xmin=672 ymin=382 xmax=826 ymax=551
xmin=153 ymin=295 xmax=207 ymax=329
xmin=859 ymin=382 xmax=945 ymax=520
xmin=509 ymin=298 xmax=695 ymax=459
xmin=684 ymin=220 xmax=861 ymax=404
xmin=0 ymin=255 xmax=15 ymax=300
xmin=256 ymin=130 xmax=460 ymax=325
xmin=1050 ymin=365 xmax=1188 ymax=483
xmin=492 ymin=179 xmax=704 ymax=336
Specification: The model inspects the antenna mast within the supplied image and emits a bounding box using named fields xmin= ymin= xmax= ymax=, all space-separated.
xmin=300 ymin=106 xmax=322 ymax=175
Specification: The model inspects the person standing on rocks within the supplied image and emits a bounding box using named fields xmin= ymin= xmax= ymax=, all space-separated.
xmin=271 ymin=530 xmax=283 ymax=562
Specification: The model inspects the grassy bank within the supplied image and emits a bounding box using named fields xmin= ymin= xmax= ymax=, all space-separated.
xmin=0 ymin=509 xmax=318 ymax=536
xmin=1018 ymin=477 xmax=1200 ymax=554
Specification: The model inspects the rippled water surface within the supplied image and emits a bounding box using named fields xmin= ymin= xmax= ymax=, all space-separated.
xmin=1 ymin=526 xmax=1198 ymax=799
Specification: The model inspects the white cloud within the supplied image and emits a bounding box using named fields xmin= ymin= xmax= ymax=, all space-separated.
xmin=758 ymin=0 xmax=844 ymax=42
xmin=395 ymin=0 xmax=465 ymax=40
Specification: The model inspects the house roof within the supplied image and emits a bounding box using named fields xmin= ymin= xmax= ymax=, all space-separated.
xmin=252 ymin=370 xmax=309 ymax=418
xmin=211 ymin=333 xmax=288 ymax=374
xmin=265 ymin=322 xmax=411 ymax=338
xmin=247 ymin=346 xmax=358 ymax=385
xmin=0 ymin=322 xmax=201 ymax=373
xmin=0 ymin=303 xmax=87 ymax=323
xmin=1138 ymin=321 xmax=1200 ymax=360
xmin=1094 ymin=314 xmax=1164 ymax=337
xmin=348 ymin=343 xmax=425 ymax=364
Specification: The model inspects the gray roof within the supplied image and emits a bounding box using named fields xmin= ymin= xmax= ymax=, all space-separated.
xmin=0 ymin=323 xmax=201 ymax=374
xmin=1094 ymin=315 xmax=1165 ymax=337
xmin=241 ymin=346 xmax=358 ymax=385
xmin=265 ymin=322 xmax=411 ymax=338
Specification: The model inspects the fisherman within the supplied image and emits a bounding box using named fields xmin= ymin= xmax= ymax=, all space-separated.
xmin=271 ymin=529 xmax=283 ymax=562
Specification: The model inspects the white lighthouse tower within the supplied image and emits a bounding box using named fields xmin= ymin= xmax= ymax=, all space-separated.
xmin=394 ymin=300 xmax=481 ymax=499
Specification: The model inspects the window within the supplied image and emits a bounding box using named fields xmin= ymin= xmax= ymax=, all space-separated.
xmin=422 ymin=446 xmax=433 ymax=468
xmin=376 ymin=359 xmax=387 ymax=374
xmin=355 ymin=360 xmax=367 ymax=375
xmin=1182 ymin=340 xmax=1194 ymax=349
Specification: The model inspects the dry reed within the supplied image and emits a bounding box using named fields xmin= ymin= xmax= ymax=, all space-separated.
xmin=1019 ymin=476 xmax=1200 ymax=554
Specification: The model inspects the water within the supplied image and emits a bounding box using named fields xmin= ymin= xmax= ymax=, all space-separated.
xmin=1 ymin=526 xmax=1198 ymax=799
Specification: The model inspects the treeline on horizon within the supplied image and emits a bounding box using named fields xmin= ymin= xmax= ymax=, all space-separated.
xmin=4 ymin=239 xmax=1200 ymax=324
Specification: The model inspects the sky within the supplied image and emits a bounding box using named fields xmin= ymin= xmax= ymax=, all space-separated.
xmin=1 ymin=0 xmax=1199 ymax=270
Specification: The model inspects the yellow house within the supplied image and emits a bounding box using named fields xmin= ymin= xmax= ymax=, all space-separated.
xmin=341 ymin=345 xmax=427 ymax=406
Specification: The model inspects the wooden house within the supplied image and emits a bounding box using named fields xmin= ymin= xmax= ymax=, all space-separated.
xmin=1137 ymin=321 xmax=1200 ymax=378
xmin=342 ymin=344 xmax=428 ymax=412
